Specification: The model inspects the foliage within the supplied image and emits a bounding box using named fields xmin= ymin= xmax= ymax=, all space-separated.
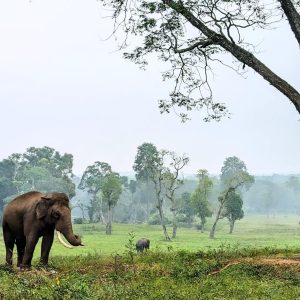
xmin=0 ymin=147 xmax=75 ymax=212
xmin=210 ymin=156 xmax=254 ymax=238
xmin=148 ymin=212 xmax=170 ymax=225
xmin=191 ymin=170 xmax=213 ymax=231
xmin=220 ymin=156 xmax=254 ymax=191
xmin=0 ymin=159 xmax=18 ymax=218
xmin=133 ymin=143 xmax=161 ymax=183
xmin=18 ymin=146 xmax=75 ymax=197
xmin=78 ymin=161 xmax=112 ymax=194
xmin=223 ymin=190 xmax=244 ymax=233
xmin=102 ymin=172 xmax=123 ymax=235
xmin=78 ymin=161 xmax=112 ymax=222
xmin=102 ymin=173 xmax=123 ymax=208
xmin=177 ymin=192 xmax=194 ymax=226
xmin=223 ymin=191 xmax=244 ymax=221
xmin=100 ymin=0 xmax=300 ymax=121
xmin=162 ymin=151 xmax=189 ymax=238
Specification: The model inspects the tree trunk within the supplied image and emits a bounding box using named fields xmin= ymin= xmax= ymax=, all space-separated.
xmin=99 ymin=197 xmax=106 ymax=224
xmin=229 ymin=219 xmax=235 ymax=234
xmin=166 ymin=0 xmax=300 ymax=115
xmin=209 ymin=204 xmax=223 ymax=239
xmin=200 ymin=218 xmax=205 ymax=233
xmin=158 ymin=201 xmax=171 ymax=241
xmin=106 ymin=206 xmax=112 ymax=235
xmin=172 ymin=209 xmax=177 ymax=238
xmin=79 ymin=205 xmax=86 ymax=221
xmin=88 ymin=207 xmax=94 ymax=223
xmin=146 ymin=182 xmax=151 ymax=220
xmin=279 ymin=0 xmax=300 ymax=47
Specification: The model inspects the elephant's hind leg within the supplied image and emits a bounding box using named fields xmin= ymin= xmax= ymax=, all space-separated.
xmin=16 ymin=237 xmax=26 ymax=267
xmin=3 ymin=225 xmax=15 ymax=266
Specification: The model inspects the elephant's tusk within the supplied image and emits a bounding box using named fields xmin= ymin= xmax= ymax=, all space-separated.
xmin=56 ymin=231 xmax=74 ymax=249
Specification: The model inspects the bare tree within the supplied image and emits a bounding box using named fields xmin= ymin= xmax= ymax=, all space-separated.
xmin=164 ymin=152 xmax=189 ymax=238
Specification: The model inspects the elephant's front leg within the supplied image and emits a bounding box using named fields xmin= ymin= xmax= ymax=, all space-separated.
xmin=20 ymin=233 xmax=39 ymax=269
xmin=40 ymin=231 xmax=54 ymax=266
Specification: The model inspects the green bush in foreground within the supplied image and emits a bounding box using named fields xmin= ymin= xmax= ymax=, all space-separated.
xmin=1 ymin=247 xmax=300 ymax=299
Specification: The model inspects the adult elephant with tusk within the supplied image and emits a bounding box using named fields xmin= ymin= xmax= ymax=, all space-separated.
xmin=2 ymin=191 xmax=83 ymax=269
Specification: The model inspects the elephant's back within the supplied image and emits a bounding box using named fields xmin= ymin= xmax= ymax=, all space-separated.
xmin=4 ymin=191 xmax=42 ymax=217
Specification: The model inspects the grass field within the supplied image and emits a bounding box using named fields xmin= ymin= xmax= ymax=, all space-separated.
xmin=2 ymin=214 xmax=300 ymax=260
xmin=1 ymin=214 xmax=300 ymax=299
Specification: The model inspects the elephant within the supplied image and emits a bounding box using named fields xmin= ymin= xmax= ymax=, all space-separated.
xmin=136 ymin=238 xmax=150 ymax=253
xmin=2 ymin=191 xmax=83 ymax=269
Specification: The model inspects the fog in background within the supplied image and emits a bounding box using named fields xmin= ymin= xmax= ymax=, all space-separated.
xmin=0 ymin=0 xmax=300 ymax=177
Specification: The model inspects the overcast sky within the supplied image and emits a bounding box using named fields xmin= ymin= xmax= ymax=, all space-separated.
xmin=0 ymin=0 xmax=299 ymax=176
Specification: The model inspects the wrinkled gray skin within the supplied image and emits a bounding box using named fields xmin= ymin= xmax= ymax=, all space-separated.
xmin=2 ymin=191 xmax=83 ymax=269
xmin=136 ymin=238 xmax=150 ymax=253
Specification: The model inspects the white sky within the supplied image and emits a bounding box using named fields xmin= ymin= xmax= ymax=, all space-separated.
xmin=0 ymin=0 xmax=299 ymax=176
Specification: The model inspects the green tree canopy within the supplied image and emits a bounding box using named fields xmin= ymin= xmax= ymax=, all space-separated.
xmin=223 ymin=190 xmax=244 ymax=234
xmin=102 ymin=172 xmax=123 ymax=234
xmin=133 ymin=143 xmax=161 ymax=182
xmin=191 ymin=169 xmax=213 ymax=232
xmin=0 ymin=147 xmax=75 ymax=199
xmin=78 ymin=161 xmax=113 ymax=222
xmin=210 ymin=156 xmax=254 ymax=238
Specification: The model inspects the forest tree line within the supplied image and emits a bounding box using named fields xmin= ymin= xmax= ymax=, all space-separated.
xmin=0 ymin=145 xmax=300 ymax=239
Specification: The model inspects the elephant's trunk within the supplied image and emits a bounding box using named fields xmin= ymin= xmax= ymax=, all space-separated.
xmin=58 ymin=229 xmax=83 ymax=247
xmin=55 ymin=208 xmax=83 ymax=247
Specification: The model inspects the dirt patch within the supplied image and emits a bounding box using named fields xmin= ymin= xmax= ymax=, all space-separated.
xmin=209 ymin=257 xmax=300 ymax=275
xmin=257 ymin=258 xmax=300 ymax=266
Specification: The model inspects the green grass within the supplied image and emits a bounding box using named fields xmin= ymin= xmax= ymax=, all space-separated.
xmin=1 ymin=249 xmax=300 ymax=299
xmin=1 ymin=214 xmax=300 ymax=259
xmin=1 ymin=214 xmax=300 ymax=299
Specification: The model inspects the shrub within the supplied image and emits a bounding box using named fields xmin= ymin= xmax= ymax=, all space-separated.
xmin=148 ymin=212 xmax=170 ymax=225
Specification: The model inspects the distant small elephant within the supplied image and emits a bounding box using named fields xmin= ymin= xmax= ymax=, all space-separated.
xmin=136 ymin=238 xmax=150 ymax=253
xmin=2 ymin=191 xmax=84 ymax=269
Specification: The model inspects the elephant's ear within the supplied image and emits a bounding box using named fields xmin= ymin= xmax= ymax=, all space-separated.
xmin=36 ymin=198 xmax=50 ymax=219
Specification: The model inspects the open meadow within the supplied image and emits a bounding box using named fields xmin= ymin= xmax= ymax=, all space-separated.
xmin=2 ymin=214 xmax=300 ymax=259
xmin=2 ymin=215 xmax=300 ymax=299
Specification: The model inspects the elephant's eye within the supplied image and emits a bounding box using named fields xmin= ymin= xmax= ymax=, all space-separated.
xmin=52 ymin=211 xmax=61 ymax=219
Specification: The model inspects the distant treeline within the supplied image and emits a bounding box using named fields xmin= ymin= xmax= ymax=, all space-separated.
xmin=0 ymin=145 xmax=299 ymax=239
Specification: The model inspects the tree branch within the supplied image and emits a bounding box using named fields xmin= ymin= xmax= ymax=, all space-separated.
xmin=279 ymin=0 xmax=300 ymax=47
xmin=163 ymin=0 xmax=300 ymax=115
xmin=174 ymin=39 xmax=214 ymax=53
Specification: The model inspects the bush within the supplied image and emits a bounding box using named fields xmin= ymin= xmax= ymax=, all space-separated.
xmin=73 ymin=218 xmax=84 ymax=224
xmin=148 ymin=212 xmax=170 ymax=225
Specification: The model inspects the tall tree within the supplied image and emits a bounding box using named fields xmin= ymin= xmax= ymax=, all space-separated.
xmin=177 ymin=192 xmax=194 ymax=227
xmin=191 ymin=169 xmax=213 ymax=233
xmin=78 ymin=161 xmax=112 ymax=223
xmin=128 ymin=179 xmax=138 ymax=223
xmin=102 ymin=173 xmax=123 ymax=234
xmin=210 ymin=156 xmax=254 ymax=238
xmin=223 ymin=190 xmax=244 ymax=234
xmin=100 ymin=0 xmax=300 ymax=121
xmin=151 ymin=150 xmax=172 ymax=240
xmin=133 ymin=143 xmax=160 ymax=218
xmin=164 ymin=152 xmax=189 ymax=238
